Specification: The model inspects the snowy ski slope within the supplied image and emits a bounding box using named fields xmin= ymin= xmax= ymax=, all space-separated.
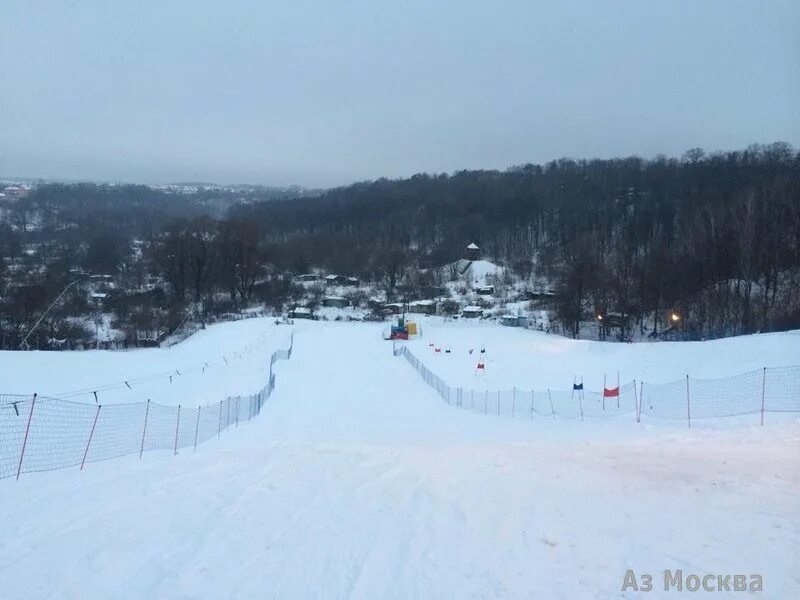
xmin=408 ymin=317 xmax=800 ymax=391
xmin=0 ymin=318 xmax=292 ymax=406
xmin=0 ymin=320 xmax=798 ymax=598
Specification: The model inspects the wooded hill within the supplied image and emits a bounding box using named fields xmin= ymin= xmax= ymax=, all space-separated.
xmin=236 ymin=143 xmax=800 ymax=338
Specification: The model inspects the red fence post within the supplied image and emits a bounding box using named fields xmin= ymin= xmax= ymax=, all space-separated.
xmin=760 ymin=367 xmax=766 ymax=426
xmin=174 ymin=405 xmax=181 ymax=455
xmin=16 ymin=393 xmax=37 ymax=480
xmin=139 ymin=399 xmax=150 ymax=459
xmin=194 ymin=406 xmax=201 ymax=451
xmin=686 ymin=375 xmax=691 ymax=429
xmin=81 ymin=404 xmax=101 ymax=471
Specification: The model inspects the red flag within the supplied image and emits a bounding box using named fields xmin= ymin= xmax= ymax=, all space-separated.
xmin=603 ymin=387 xmax=619 ymax=398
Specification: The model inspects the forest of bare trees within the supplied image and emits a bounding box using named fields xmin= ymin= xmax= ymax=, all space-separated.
xmin=237 ymin=143 xmax=800 ymax=338
xmin=1 ymin=143 xmax=798 ymax=347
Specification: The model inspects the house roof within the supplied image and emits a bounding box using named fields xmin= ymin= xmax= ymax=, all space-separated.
xmin=467 ymin=242 xmax=479 ymax=250
xmin=463 ymin=305 xmax=483 ymax=312
xmin=292 ymin=307 xmax=312 ymax=314
xmin=325 ymin=274 xmax=338 ymax=280
xmin=409 ymin=299 xmax=436 ymax=307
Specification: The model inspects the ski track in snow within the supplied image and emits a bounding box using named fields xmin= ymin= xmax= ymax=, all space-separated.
xmin=1 ymin=321 xmax=799 ymax=599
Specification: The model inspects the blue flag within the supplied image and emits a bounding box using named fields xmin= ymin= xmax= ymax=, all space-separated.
xmin=573 ymin=382 xmax=583 ymax=390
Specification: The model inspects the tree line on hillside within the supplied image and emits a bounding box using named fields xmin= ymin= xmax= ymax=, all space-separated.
xmin=233 ymin=142 xmax=800 ymax=338
xmin=1 ymin=142 xmax=798 ymax=347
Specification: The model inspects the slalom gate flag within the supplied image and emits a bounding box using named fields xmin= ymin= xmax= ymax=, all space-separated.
xmin=603 ymin=386 xmax=620 ymax=398
xmin=573 ymin=382 xmax=583 ymax=391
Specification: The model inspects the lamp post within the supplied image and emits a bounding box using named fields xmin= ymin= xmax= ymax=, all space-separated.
xmin=670 ymin=311 xmax=683 ymax=339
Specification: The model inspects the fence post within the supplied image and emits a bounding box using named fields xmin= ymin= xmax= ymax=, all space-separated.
xmin=235 ymin=396 xmax=240 ymax=428
xmin=16 ymin=393 xmax=37 ymax=480
xmin=639 ymin=381 xmax=644 ymax=422
xmin=602 ymin=373 xmax=606 ymax=411
xmin=194 ymin=406 xmax=201 ymax=451
xmin=217 ymin=400 xmax=223 ymax=439
xmin=80 ymin=404 xmax=101 ymax=471
xmin=633 ymin=379 xmax=638 ymax=423
xmin=174 ymin=405 xmax=181 ymax=455
xmin=548 ymin=389 xmax=556 ymax=421
xmin=686 ymin=375 xmax=691 ymax=429
xmin=578 ymin=390 xmax=584 ymax=422
xmin=760 ymin=367 xmax=766 ymax=426
xmin=512 ymin=387 xmax=516 ymax=418
xmin=139 ymin=399 xmax=150 ymax=459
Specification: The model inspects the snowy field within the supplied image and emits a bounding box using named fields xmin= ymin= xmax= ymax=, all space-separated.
xmin=1 ymin=320 xmax=799 ymax=598
xmin=410 ymin=317 xmax=800 ymax=391
xmin=0 ymin=318 xmax=292 ymax=406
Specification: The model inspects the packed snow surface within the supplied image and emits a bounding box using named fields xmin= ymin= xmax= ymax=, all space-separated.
xmin=1 ymin=320 xmax=798 ymax=599
xmin=413 ymin=317 xmax=800 ymax=390
xmin=0 ymin=318 xmax=291 ymax=406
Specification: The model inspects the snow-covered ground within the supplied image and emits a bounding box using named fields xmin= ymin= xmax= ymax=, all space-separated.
xmin=412 ymin=317 xmax=800 ymax=390
xmin=1 ymin=320 xmax=798 ymax=598
xmin=0 ymin=318 xmax=292 ymax=406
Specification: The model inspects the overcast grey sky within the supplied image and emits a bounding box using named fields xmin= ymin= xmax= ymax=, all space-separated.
xmin=1 ymin=1 xmax=798 ymax=187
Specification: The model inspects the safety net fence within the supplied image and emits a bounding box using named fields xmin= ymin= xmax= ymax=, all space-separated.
xmin=396 ymin=345 xmax=800 ymax=426
xmin=0 ymin=333 xmax=293 ymax=480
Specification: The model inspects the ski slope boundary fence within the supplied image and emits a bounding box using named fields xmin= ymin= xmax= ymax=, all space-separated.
xmin=395 ymin=345 xmax=800 ymax=426
xmin=0 ymin=333 xmax=294 ymax=480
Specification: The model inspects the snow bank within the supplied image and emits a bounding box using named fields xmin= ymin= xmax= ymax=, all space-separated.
xmin=0 ymin=318 xmax=291 ymax=407
xmin=411 ymin=318 xmax=800 ymax=391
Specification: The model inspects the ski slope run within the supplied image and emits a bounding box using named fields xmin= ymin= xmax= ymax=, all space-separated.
xmin=1 ymin=321 xmax=798 ymax=599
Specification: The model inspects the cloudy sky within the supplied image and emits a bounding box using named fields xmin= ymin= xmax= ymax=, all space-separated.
xmin=1 ymin=1 xmax=798 ymax=187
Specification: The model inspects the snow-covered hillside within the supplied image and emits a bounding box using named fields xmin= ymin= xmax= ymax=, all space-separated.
xmin=1 ymin=320 xmax=798 ymax=599
xmin=0 ymin=318 xmax=292 ymax=406
xmin=409 ymin=317 xmax=800 ymax=390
